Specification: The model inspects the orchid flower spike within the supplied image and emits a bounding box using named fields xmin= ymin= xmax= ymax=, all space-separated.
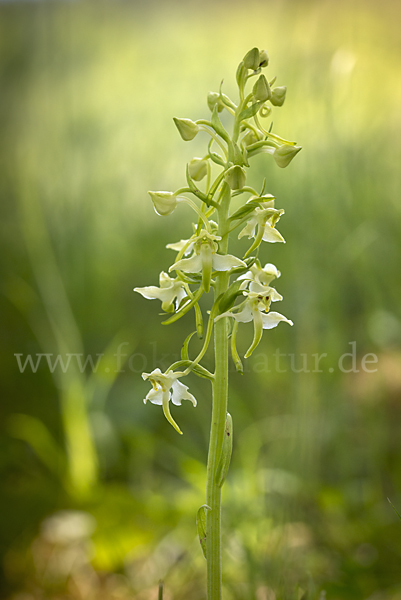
xmin=134 ymin=271 xmax=187 ymax=313
xmin=142 ymin=368 xmax=197 ymax=434
xmin=169 ymin=229 xmax=246 ymax=293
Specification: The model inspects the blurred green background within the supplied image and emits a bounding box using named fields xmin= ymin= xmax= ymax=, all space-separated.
xmin=1 ymin=0 xmax=401 ymax=598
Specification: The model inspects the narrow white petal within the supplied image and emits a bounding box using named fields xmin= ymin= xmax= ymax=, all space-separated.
xmin=269 ymin=288 xmax=283 ymax=302
xmin=175 ymin=287 xmax=188 ymax=309
xmin=134 ymin=286 xmax=162 ymax=300
xmin=216 ymin=304 xmax=254 ymax=324
xmin=144 ymin=387 xmax=164 ymax=405
xmin=169 ymin=254 xmax=203 ymax=273
xmin=238 ymin=220 xmax=257 ymax=240
xmin=262 ymin=225 xmax=285 ymax=243
xmin=166 ymin=239 xmax=194 ymax=256
xmin=171 ymin=380 xmax=197 ymax=407
xmin=237 ymin=270 xmax=252 ymax=281
xmin=212 ymin=254 xmax=247 ymax=271
xmin=262 ymin=311 xmax=293 ymax=329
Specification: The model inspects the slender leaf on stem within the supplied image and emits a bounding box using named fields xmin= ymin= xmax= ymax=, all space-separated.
xmin=219 ymin=279 xmax=243 ymax=313
xmin=238 ymin=100 xmax=265 ymax=122
xmin=230 ymin=321 xmax=243 ymax=374
xmin=197 ymin=504 xmax=211 ymax=559
xmin=181 ymin=332 xmax=196 ymax=361
xmin=195 ymin=302 xmax=204 ymax=338
xmin=211 ymin=105 xmax=230 ymax=144
xmin=215 ymin=413 xmax=233 ymax=487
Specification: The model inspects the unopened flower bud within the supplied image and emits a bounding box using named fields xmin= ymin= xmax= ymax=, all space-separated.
xmin=273 ymin=145 xmax=301 ymax=168
xmin=188 ymin=157 xmax=208 ymax=181
xmin=148 ymin=191 xmax=177 ymax=216
xmin=207 ymin=91 xmax=224 ymax=113
xmin=224 ymin=165 xmax=246 ymax=190
xmin=258 ymin=49 xmax=269 ymax=68
xmin=243 ymin=47 xmax=260 ymax=71
xmin=270 ymin=86 xmax=287 ymax=107
xmin=236 ymin=61 xmax=247 ymax=89
xmin=252 ymin=74 xmax=272 ymax=102
xmin=173 ymin=117 xmax=200 ymax=141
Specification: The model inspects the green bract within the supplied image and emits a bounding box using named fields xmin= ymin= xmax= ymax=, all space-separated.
xmin=224 ymin=165 xmax=246 ymax=190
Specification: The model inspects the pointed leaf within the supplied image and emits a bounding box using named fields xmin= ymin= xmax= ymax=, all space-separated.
xmin=239 ymin=100 xmax=265 ymax=122
xmin=185 ymin=164 xmax=209 ymax=204
xmin=208 ymin=138 xmax=226 ymax=167
xmin=181 ymin=332 xmax=196 ymax=361
xmin=219 ymin=279 xmax=243 ymax=313
xmin=196 ymin=504 xmax=211 ymax=559
xmin=192 ymin=364 xmax=215 ymax=381
xmin=229 ymin=201 xmax=260 ymax=222
xmin=215 ymin=413 xmax=233 ymax=487
xmin=230 ymin=321 xmax=243 ymax=374
xmin=195 ymin=303 xmax=204 ymax=339
xmin=211 ymin=105 xmax=230 ymax=143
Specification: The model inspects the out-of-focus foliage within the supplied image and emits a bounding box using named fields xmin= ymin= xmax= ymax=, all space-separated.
xmin=1 ymin=1 xmax=401 ymax=599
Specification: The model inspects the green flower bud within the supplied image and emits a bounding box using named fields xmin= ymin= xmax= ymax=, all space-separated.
xmin=258 ymin=49 xmax=269 ymax=68
xmin=207 ymin=91 xmax=224 ymax=113
xmin=148 ymin=191 xmax=177 ymax=216
xmin=252 ymin=74 xmax=272 ymax=102
xmin=270 ymin=86 xmax=287 ymax=107
xmin=224 ymin=165 xmax=246 ymax=190
xmin=236 ymin=61 xmax=247 ymax=90
xmin=243 ymin=47 xmax=260 ymax=71
xmin=173 ymin=117 xmax=200 ymax=141
xmin=273 ymin=145 xmax=301 ymax=168
xmin=188 ymin=157 xmax=208 ymax=181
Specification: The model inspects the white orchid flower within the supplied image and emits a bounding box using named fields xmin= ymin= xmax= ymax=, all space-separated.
xmin=239 ymin=205 xmax=285 ymax=243
xmin=216 ymin=287 xmax=293 ymax=358
xmin=169 ymin=229 xmax=246 ymax=293
xmin=134 ymin=271 xmax=187 ymax=313
xmin=166 ymin=222 xmax=219 ymax=257
xmin=142 ymin=368 xmax=196 ymax=434
xmin=238 ymin=261 xmax=281 ymax=287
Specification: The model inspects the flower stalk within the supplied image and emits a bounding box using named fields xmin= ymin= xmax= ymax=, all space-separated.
xmin=134 ymin=47 xmax=300 ymax=599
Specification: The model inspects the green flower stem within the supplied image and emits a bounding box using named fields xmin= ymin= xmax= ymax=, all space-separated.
xmin=177 ymin=197 xmax=211 ymax=230
xmin=197 ymin=121 xmax=228 ymax=157
xmin=206 ymin=184 xmax=231 ymax=600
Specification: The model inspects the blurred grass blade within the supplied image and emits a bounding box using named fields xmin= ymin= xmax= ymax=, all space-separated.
xmin=388 ymin=497 xmax=401 ymax=520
